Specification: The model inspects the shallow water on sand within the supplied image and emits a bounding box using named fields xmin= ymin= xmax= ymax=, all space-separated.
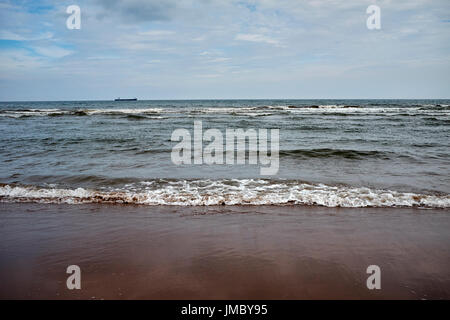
xmin=0 ymin=203 xmax=449 ymax=299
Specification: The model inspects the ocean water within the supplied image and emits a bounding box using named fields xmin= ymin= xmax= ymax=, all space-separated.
xmin=0 ymin=99 xmax=449 ymax=207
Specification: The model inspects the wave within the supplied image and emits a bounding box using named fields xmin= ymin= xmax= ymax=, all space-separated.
xmin=279 ymin=148 xmax=396 ymax=160
xmin=0 ymin=108 xmax=164 ymax=118
xmin=126 ymin=114 xmax=167 ymax=120
xmin=1 ymin=104 xmax=449 ymax=118
xmin=1 ymin=180 xmax=449 ymax=208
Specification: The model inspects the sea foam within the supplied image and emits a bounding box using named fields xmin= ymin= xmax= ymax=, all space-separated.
xmin=1 ymin=180 xmax=449 ymax=208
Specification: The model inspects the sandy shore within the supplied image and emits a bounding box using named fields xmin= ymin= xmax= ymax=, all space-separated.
xmin=0 ymin=203 xmax=449 ymax=299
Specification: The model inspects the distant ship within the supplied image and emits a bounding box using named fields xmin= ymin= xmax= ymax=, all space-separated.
xmin=114 ymin=98 xmax=137 ymax=101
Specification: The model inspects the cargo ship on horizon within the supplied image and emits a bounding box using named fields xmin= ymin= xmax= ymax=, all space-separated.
xmin=114 ymin=98 xmax=137 ymax=101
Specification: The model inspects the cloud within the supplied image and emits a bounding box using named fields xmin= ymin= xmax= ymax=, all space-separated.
xmin=0 ymin=49 xmax=44 ymax=72
xmin=192 ymin=36 xmax=206 ymax=41
xmin=1 ymin=0 xmax=450 ymax=99
xmin=208 ymin=57 xmax=231 ymax=63
xmin=137 ymin=30 xmax=175 ymax=38
xmin=235 ymin=33 xmax=280 ymax=46
xmin=0 ymin=31 xmax=53 ymax=41
xmin=33 ymin=46 xmax=73 ymax=58
xmin=95 ymin=0 xmax=177 ymax=23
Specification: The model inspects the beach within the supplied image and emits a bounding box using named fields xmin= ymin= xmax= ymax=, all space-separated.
xmin=0 ymin=99 xmax=449 ymax=300
xmin=1 ymin=203 xmax=449 ymax=300
xmin=1 ymin=0 xmax=450 ymax=305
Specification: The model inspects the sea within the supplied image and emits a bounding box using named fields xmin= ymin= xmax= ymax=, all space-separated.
xmin=0 ymin=99 xmax=449 ymax=207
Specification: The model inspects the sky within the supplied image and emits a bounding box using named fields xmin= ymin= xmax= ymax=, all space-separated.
xmin=0 ymin=0 xmax=449 ymax=101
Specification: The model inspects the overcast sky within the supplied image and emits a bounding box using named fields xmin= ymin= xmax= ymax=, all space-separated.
xmin=0 ymin=0 xmax=449 ymax=100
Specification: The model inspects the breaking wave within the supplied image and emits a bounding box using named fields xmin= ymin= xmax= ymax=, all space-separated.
xmin=1 ymin=180 xmax=449 ymax=208
xmin=1 ymin=104 xmax=449 ymax=118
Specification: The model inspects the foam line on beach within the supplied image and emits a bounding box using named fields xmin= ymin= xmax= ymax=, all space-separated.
xmin=1 ymin=180 xmax=449 ymax=208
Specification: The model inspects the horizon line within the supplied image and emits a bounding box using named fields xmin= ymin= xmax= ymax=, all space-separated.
xmin=1 ymin=98 xmax=450 ymax=103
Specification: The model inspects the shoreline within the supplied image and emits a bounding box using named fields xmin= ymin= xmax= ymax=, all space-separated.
xmin=1 ymin=180 xmax=449 ymax=208
xmin=0 ymin=203 xmax=449 ymax=299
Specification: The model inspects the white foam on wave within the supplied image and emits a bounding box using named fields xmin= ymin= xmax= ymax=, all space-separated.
xmin=1 ymin=105 xmax=449 ymax=117
xmin=1 ymin=180 xmax=449 ymax=208
xmin=289 ymin=107 xmax=449 ymax=115
xmin=0 ymin=108 xmax=165 ymax=117
xmin=85 ymin=108 xmax=164 ymax=115
xmin=0 ymin=109 xmax=67 ymax=117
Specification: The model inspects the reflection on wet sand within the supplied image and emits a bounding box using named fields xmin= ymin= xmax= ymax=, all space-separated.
xmin=0 ymin=204 xmax=449 ymax=299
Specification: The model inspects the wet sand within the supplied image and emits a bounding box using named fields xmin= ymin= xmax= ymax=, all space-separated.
xmin=0 ymin=203 xmax=449 ymax=299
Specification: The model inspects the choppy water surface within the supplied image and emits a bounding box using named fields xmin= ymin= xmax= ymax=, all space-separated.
xmin=0 ymin=99 xmax=449 ymax=207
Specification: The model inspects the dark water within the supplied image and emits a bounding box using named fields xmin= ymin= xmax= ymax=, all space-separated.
xmin=0 ymin=99 xmax=449 ymax=207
